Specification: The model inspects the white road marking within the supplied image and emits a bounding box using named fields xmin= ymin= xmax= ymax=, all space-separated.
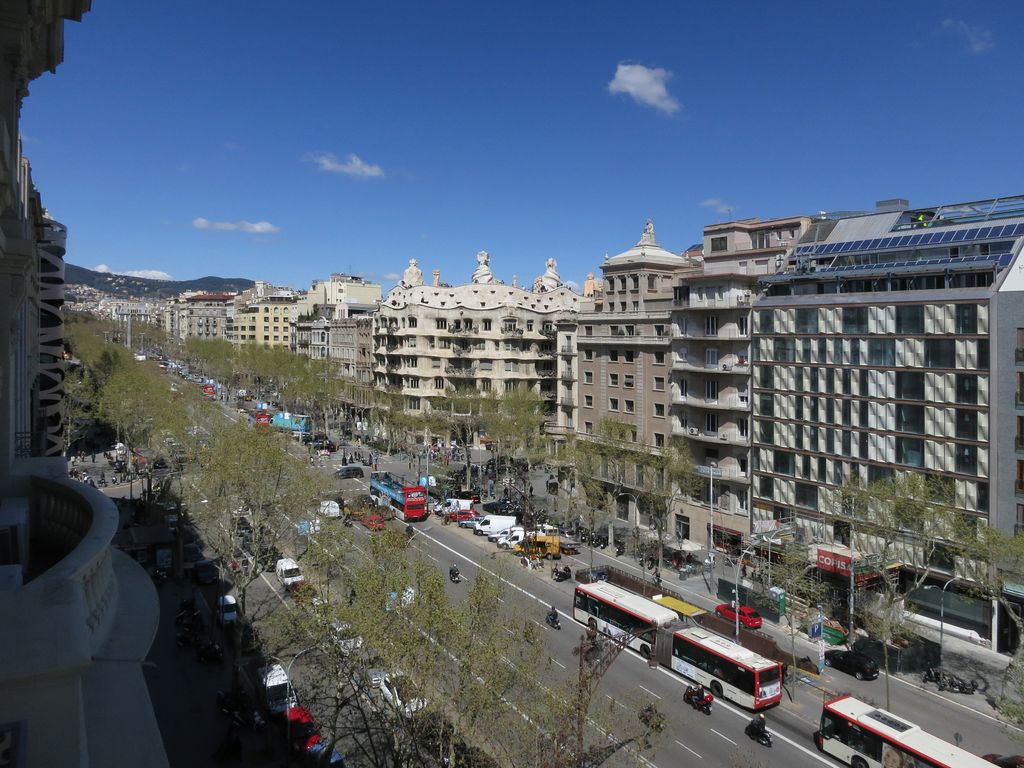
xmin=604 ymin=694 xmax=627 ymax=709
xmin=674 ymin=740 xmax=701 ymax=759
xmin=638 ymin=685 xmax=661 ymax=700
xmin=709 ymin=728 xmax=736 ymax=746
xmin=551 ymin=658 xmax=566 ymax=669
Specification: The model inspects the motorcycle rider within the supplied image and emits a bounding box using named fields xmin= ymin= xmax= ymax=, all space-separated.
xmin=449 ymin=562 xmax=460 ymax=581
xmin=748 ymin=712 xmax=767 ymax=739
xmin=546 ymin=605 xmax=559 ymax=625
xmin=686 ymin=682 xmax=706 ymax=703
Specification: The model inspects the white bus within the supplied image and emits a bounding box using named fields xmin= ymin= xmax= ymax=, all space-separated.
xmin=572 ymin=581 xmax=677 ymax=659
xmin=816 ymin=695 xmax=992 ymax=768
xmin=660 ymin=626 xmax=782 ymax=710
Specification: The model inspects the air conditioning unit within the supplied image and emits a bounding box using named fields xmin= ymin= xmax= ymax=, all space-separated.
xmin=688 ymin=427 xmax=698 ymax=436
xmin=720 ymin=433 xmax=728 ymax=441
xmin=722 ymin=364 xmax=731 ymax=371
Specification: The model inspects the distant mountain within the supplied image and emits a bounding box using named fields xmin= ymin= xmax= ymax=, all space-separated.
xmin=65 ymin=263 xmax=255 ymax=299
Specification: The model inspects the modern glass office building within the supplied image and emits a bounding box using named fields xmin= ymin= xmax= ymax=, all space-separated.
xmin=751 ymin=196 xmax=1024 ymax=648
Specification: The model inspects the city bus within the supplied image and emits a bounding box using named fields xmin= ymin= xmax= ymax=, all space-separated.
xmin=201 ymin=383 xmax=216 ymax=399
xmin=657 ymin=625 xmax=782 ymax=710
xmin=369 ymin=472 xmax=428 ymax=522
xmin=816 ymin=695 xmax=992 ymax=768
xmin=572 ymin=581 xmax=677 ymax=659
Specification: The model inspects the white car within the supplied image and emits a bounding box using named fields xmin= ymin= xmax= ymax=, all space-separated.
xmin=368 ymin=670 xmax=425 ymax=718
xmin=259 ymin=663 xmax=297 ymax=716
xmin=217 ymin=594 xmax=238 ymax=625
xmin=329 ymin=620 xmax=363 ymax=655
xmin=275 ymin=557 xmax=304 ymax=589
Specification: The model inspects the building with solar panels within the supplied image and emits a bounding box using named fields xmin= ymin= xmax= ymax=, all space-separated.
xmin=750 ymin=195 xmax=1024 ymax=650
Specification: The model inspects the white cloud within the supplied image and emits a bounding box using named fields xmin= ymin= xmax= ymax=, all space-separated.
xmin=192 ymin=217 xmax=280 ymax=234
xmin=123 ymin=269 xmax=173 ymax=281
xmin=223 ymin=140 xmax=242 ymax=151
xmin=941 ymin=18 xmax=994 ymax=54
xmin=608 ymin=63 xmax=680 ymax=115
xmin=381 ymin=272 xmax=401 ymax=281
xmin=306 ymin=152 xmax=385 ymax=178
xmin=700 ymin=198 xmax=735 ymax=215
xmin=93 ymin=263 xmax=111 ymax=273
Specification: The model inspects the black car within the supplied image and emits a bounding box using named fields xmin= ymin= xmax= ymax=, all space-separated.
xmin=193 ymin=559 xmax=218 ymax=585
xmin=823 ymin=649 xmax=879 ymax=680
xmin=335 ymin=465 xmax=365 ymax=480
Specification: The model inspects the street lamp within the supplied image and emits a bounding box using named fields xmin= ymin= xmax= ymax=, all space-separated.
xmin=272 ymin=645 xmax=316 ymax=764
xmin=696 ymin=463 xmax=721 ymax=563
xmin=924 ymin=577 xmax=957 ymax=667
xmin=733 ymin=544 xmax=756 ymax=641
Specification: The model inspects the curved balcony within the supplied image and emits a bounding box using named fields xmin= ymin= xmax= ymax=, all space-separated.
xmin=8 ymin=474 xmax=120 ymax=662
xmin=0 ymin=468 xmax=165 ymax=766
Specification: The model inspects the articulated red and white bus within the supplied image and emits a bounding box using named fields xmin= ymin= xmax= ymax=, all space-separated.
xmin=572 ymin=581 xmax=676 ymax=659
xmin=663 ymin=626 xmax=782 ymax=710
xmin=816 ymin=695 xmax=991 ymax=767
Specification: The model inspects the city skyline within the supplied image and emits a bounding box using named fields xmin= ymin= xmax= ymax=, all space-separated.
xmin=22 ymin=1 xmax=1023 ymax=288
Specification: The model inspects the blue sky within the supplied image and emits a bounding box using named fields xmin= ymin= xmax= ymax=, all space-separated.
xmin=21 ymin=1 xmax=1024 ymax=291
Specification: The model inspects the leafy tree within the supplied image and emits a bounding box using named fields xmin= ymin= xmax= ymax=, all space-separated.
xmin=955 ymin=518 xmax=1024 ymax=711
xmin=840 ymin=472 xmax=958 ymax=709
xmin=189 ymin=420 xmax=327 ymax=616
xmin=763 ymin=546 xmax=827 ymax=696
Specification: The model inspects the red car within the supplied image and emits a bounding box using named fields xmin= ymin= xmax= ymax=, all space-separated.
xmin=444 ymin=509 xmax=477 ymax=523
xmin=714 ymin=603 xmax=763 ymax=629
xmin=286 ymin=705 xmax=321 ymax=753
xmin=361 ymin=512 xmax=387 ymax=531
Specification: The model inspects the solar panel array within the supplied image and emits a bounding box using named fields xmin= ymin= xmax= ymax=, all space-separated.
xmin=794 ymin=221 xmax=1024 ymax=257
xmin=812 ymin=252 xmax=1013 ymax=276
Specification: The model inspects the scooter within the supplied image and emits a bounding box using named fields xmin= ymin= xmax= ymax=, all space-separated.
xmin=745 ymin=722 xmax=772 ymax=747
xmin=545 ymin=612 xmax=562 ymax=630
xmin=449 ymin=569 xmax=462 ymax=584
xmin=684 ymin=685 xmax=713 ymax=715
xmin=615 ymin=541 xmax=626 ymax=556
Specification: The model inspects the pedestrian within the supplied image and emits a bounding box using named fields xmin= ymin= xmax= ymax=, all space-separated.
xmin=529 ymin=484 xmax=534 ymax=497
xmin=741 ymin=562 xmax=748 ymax=579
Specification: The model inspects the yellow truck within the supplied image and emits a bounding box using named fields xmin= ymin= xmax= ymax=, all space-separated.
xmin=513 ymin=533 xmax=562 ymax=560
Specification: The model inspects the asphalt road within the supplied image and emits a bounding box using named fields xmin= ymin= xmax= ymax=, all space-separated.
xmin=196 ymin=390 xmax=1024 ymax=766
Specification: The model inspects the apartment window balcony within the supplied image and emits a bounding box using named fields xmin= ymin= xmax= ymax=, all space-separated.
xmin=1017 ymin=392 xmax=1024 ymax=409
xmin=1017 ymin=479 xmax=1024 ymax=495
xmin=1016 ymin=348 xmax=1024 ymax=363
xmin=560 ymin=397 xmax=575 ymax=407
xmin=1017 ymin=435 xmax=1024 ymax=452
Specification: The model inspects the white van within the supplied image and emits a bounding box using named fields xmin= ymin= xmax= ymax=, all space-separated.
xmin=436 ymin=498 xmax=474 ymax=517
xmin=495 ymin=526 xmax=526 ymax=548
xmin=275 ymin=557 xmax=304 ymax=589
xmin=473 ymin=514 xmax=517 ymax=537
xmin=319 ymin=500 xmax=341 ymax=518
xmin=258 ymin=663 xmax=297 ymax=716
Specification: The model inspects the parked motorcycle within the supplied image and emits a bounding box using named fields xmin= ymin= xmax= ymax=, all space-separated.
xmin=615 ymin=540 xmax=626 ymax=556
xmin=175 ymin=626 xmax=198 ymax=647
xmin=196 ymin=640 xmax=223 ymax=663
xmin=684 ymin=685 xmax=713 ymax=715
xmin=551 ymin=565 xmax=572 ymax=582
xmin=925 ymin=667 xmax=977 ymax=694
xmin=217 ymin=690 xmax=265 ymax=732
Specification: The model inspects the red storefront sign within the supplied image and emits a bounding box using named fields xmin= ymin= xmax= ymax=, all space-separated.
xmin=817 ymin=548 xmax=852 ymax=577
